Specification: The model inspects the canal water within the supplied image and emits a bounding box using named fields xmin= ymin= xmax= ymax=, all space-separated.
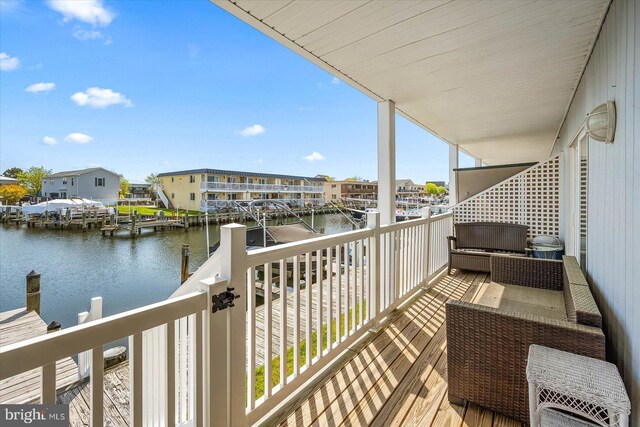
xmin=0 ymin=213 xmax=356 ymax=331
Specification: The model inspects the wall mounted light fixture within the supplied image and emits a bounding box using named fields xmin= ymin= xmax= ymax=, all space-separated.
xmin=586 ymin=100 xmax=616 ymax=143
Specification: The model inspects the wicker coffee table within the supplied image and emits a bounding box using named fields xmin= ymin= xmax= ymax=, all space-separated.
xmin=526 ymin=345 xmax=630 ymax=427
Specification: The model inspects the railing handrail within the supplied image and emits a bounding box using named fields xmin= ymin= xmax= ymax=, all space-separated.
xmin=379 ymin=211 xmax=452 ymax=233
xmin=0 ymin=291 xmax=207 ymax=380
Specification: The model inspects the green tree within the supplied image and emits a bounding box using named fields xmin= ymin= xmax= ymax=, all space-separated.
xmin=119 ymin=177 xmax=130 ymax=197
xmin=17 ymin=166 xmax=51 ymax=196
xmin=0 ymin=185 xmax=28 ymax=204
xmin=425 ymin=182 xmax=438 ymax=196
xmin=3 ymin=167 xmax=23 ymax=178
xmin=345 ymin=176 xmax=364 ymax=182
xmin=145 ymin=173 xmax=161 ymax=185
xmin=437 ymin=186 xmax=447 ymax=195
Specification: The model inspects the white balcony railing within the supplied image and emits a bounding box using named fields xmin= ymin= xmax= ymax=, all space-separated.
xmin=0 ymin=210 xmax=453 ymax=427
xmin=201 ymin=182 xmax=324 ymax=193
xmin=200 ymin=198 xmax=325 ymax=210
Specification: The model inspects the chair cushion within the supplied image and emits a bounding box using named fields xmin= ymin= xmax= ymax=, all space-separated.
xmin=472 ymin=282 xmax=567 ymax=321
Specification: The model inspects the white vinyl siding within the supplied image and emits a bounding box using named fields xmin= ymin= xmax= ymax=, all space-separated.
xmin=552 ymin=0 xmax=639 ymax=421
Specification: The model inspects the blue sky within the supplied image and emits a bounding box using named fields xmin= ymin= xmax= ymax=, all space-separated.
xmin=0 ymin=0 xmax=473 ymax=183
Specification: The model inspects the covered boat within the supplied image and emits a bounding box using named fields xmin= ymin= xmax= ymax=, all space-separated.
xmin=22 ymin=198 xmax=107 ymax=216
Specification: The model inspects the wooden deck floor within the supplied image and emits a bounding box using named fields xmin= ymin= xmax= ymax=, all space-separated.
xmin=270 ymin=270 xmax=524 ymax=427
xmin=0 ymin=308 xmax=79 ymax=404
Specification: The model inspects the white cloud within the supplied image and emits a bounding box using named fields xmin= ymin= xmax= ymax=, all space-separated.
xmin=71 ymin=87 xmax=132 ymax=108
xmin=25 ymin=82 xmax=56 ymax=93
xmin=238 ymin=124 xmax=265 ymax=137
xmin=0 ymin=0 xmax=25 ymax=14
xmin=42 ymin=136 xmax=57 ymax=145
xmin=331 ymin=77 xmax=340 ymax=85
xmin=72 ymin=26 xmax=104 ymax=40
xmin=65 ymin=132 xmax=93 ymax=144
xmin=47 ymin=0 xmax=114 ymax=26
xmin=0 ymin=52 xmax=20 ymax=71
xmin=304 ymin=151 xmax=325 ymax=162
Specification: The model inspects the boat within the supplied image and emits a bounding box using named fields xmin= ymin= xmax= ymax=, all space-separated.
xmin=21 ymin=198 xmax=110 ymax=216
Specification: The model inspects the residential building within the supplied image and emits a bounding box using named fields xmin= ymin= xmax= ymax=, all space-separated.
xmin=4 ymin=2 xmax=638 ymax=426
xmin=0 ymin=177 xmax=18 ymax=186
xmin=41 ymin=167 xmax=120 ymax=201
xmin=157 ymin=168 xmax=325 ymax=211
xmin=395 ymin=179 xmax=424 ymax=196
xmin=323 ymin=179 xmax=377 ymax=202
xmin=125 ymin=183 xmax=152 ymax=199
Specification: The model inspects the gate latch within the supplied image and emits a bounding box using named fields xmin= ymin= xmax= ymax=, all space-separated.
xmin=212 ymin=287 xmax=240 ymax=313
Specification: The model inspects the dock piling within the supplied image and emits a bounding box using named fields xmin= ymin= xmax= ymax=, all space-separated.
xmin=26 ymin=270 xmax=41 ymax=315
xmin=181 ymin=244 xmax=190 ymax=284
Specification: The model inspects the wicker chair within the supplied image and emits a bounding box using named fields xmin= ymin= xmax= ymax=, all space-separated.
xmin=447 ymin=222 xmax=529 ymax=274
xmin=446 ymin=255 xmax=605 ymax=424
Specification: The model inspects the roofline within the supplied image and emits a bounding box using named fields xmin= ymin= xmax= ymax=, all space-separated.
xmin=157 ymin=168 xmax=326 ymax=182
xmin=44 ymin=167 xmax=119 ymax=179
xmin=453 ymin=162 xmax=537 ymax=172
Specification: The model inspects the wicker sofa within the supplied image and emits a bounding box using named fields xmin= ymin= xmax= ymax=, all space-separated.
xmin=447 ymin=222 xmax=529 ymax=274
xmin=446 ymin=255 xmax=605 ymax=424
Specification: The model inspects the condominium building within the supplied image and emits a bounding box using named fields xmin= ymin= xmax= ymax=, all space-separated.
xmin=157 ymin=168 xmax=325 ymax=211
xmin=323 ymin=180 xmax=377 ymax=202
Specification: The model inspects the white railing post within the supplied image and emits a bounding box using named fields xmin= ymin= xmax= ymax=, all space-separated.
xmin=220 ymin=223 xmax=247 ymax=427
xmin=421 ymin=208 xmax=431 ymax=285
xmin=366 ymin=211 xmax=381 ymax=330
xmin=77 ymin=297 xmax=103 ymax=379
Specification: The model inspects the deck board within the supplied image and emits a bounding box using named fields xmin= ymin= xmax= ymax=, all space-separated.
xmin=0 ymin=308 xmax=79 ymax=404
xmin=271 ymin=270 xmax=523 ymax=427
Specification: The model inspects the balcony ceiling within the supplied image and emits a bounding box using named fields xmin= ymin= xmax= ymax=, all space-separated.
xmin=213 ymin=0 xmax=608 ymax=165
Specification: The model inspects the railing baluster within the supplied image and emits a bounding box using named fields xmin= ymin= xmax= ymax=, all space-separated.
xmin=166 ymin=321 xmax=175 ymax=427
xmin=264 ymin=262 xmax=272 ymax=397
xmin=179 ymin=318 xmax=188 ymax=421
xmin=130 ymin=332 xmax=143 ymax=427
xmin=315 ymin=249 xmax=323 ymax=359
xmin=293 ymin=256 xmax=300 ymax=376
xmin=90 ymin=345 xmax=103 ymax=426
xmin=358 ymin=239 xmax=364 ymax=326
xmin=335 ymin=245 xmax=342 ymax=343
xmin=41 ymin=362 xmax=56 ymax=404
xmin=327 ymin=247 xmax=333 ymax=350
xmin=194 ymin=312 xmax=203 ymax=427
xmin=279 ymin=259 xmax=287 ymax=386
xmin=351 ymin=242 xmax=356 ymax=331
xmin=247 ymin=267 xmax=256 ymax=408
xmin=304 ymin=252 xmax=312 ymax=368
xmin=344 ymin=242 xmax=350 ymax=336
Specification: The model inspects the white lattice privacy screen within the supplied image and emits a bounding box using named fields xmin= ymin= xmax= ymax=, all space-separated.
xmin=453 ymin=156 xmax=561 ymax=237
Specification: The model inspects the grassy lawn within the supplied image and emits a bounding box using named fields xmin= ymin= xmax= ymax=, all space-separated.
xmin=116 ymin=205 xmax=201 ymax=216
xmin=252 ymin=301 xmax=366 ymax=400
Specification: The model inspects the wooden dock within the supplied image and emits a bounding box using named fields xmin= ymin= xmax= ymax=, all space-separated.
xmin=0 ymin=308 xmax=79 ymax=404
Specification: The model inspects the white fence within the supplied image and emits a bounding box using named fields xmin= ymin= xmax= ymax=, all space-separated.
xmin=0 ymin=211 xmax=453 ymax=427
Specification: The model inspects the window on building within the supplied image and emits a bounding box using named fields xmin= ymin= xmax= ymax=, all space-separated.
xmin=171 ymin=193 xmax=175 ymax=199
xmin=190 ymin=193 xmax=195 ymax=201
xmin=331 ymin=184 xmax=336 ymax=188
xmin=71 ymin=178 xmax=74 ymax=186
xmin=62 ymin=178 xmax=67 ymax=185
xmin=95 ymin=177 xmax=105 ymax=187
xmin=190 ymin=175 xmax=195 ymax=183
xmin=172 ymin=177 xmax=175 ymax=182
xmin=332 ymin=194 xmax=337 ymax=199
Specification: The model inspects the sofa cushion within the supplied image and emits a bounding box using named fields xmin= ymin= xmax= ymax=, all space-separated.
xmin=472 ymin=282 xmax=567 ymax=321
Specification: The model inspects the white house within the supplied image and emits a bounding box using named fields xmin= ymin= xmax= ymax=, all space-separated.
xmin=41 ymin=167 xmax=120 ymax=201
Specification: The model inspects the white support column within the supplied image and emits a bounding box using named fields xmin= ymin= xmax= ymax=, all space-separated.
xmin=377 ymin=100 xmax=396 ymax=225
xmin=448 ymin=144 xmax=459 ymax=207
xmin=475 ymin=158 xmax=482 ymax=167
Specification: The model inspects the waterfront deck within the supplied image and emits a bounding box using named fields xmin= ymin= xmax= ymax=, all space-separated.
xmin=0 ymin=308 xmax=79 ymax=404
xmin=268 ymin=270 xmax=523 ymax=427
